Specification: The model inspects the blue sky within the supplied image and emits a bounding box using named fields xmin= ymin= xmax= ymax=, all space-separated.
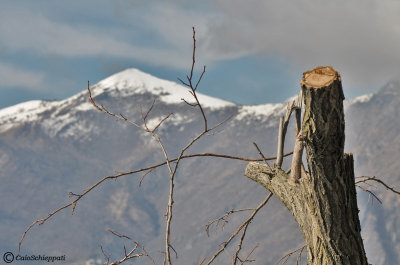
xmin=1 ymin=0 xmax=400 ymax=109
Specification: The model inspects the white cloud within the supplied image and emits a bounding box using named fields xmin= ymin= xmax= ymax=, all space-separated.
xmin=203 ymin=0 xmax=400 ymax=90
xmin=1 ymin=1 xmax=399 ymax=93
xmin=0 ymin=63 xmax=45 ymax=90
xmin=0 ymin=6 xmax=189 ymax=69
xmin=106 ymin=0 xmax=400 ymax=91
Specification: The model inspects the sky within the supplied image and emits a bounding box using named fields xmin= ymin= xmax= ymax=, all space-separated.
xmin=1 ymin=0 xmax=400 ymax=109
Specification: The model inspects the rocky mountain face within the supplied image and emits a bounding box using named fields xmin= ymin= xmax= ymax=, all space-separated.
xmin=0 ymin=69 xmax=399 ymax=265
xmin=346 ymin=81 xmax=400 ymax=265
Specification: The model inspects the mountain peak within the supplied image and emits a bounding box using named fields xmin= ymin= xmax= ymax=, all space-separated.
xmin=95 ymin=68 xmax=235 ymax=109
xmin=0 ymin=68 xmax=236 ymax=134
xmin=97 ymin=68 xmax=166 ymax=91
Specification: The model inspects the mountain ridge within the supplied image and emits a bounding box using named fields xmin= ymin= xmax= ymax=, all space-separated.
xmin=0 ymin=67 xmax=382 ymax=136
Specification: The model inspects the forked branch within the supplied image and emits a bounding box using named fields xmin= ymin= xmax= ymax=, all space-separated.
xmin=356 ymin=176 xmax=400 ymax=196
xmin=202 ymin=193 xmax=273 ymax=265
xmin=102 ymin=228 xmax=156 ymax=265
xmin=178 ymin=27 xmax=208 ymax=131
xmin=355 ymin=175 xmax=400 ymax=204
xmin=275 ymin=244 xmax=306 ymax=265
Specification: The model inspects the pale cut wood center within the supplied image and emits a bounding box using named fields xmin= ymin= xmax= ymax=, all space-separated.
xmin=301 ymin=66 xmax=340 ymax=88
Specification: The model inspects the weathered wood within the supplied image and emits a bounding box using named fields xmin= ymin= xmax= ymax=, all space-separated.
xmin=245 ymin=66 xmax=369 ymax=265
xmin=290 ymin=107 xmax=304 ymax=183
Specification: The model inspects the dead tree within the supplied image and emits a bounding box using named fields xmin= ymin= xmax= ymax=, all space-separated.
xmin=245 ymin=66 xmax=369 ymax=265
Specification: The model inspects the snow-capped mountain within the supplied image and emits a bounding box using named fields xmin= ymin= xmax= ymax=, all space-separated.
xmin=0 ymin=69 xmax=399 ymax=265
xmin=0 ymin=69 xmax=234 ymax=137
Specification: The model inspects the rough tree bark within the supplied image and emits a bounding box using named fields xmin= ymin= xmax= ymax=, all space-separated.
xmin=245 ymin=66 xmax=369 ymax=265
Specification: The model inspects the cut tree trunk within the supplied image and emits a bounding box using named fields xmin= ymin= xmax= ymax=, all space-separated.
xmin=245 ymin=66 xmax=369 ymax=265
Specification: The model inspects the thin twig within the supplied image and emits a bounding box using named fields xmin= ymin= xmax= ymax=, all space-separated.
xmin=232 ymin=224 xmax=256 ymax=265
xmin=100 ymin=245 xmax=111 ymax=265
xmin=139 ymin=168 xmax=155 ymax=186
xmin=253 ymin=142 xmax=272 ymax=170
xmin=205 ymin=208 xmax=255 ymax=237
xmin=355 ymin=176 xmax=400 ymax=196
xmin=296 ymin=244 xmax=305 ymax=265
xmin=275 ymin=244 xmax=307 ymax=265
xmin=356 ymin=185 xmax=382 ymax=204
xmin=106 ymin=229 xmax=157 ymax=265
xmin=203 ymin=193 xmax=273 ymax=265
xmin=88 ymin=82 xmax=144 ymax=130
xmin=238 ymin=244 xmax=258 ymax=265
xmin=178 ymin=27 xmax=208 ymax=131
xmin=143 ymin=100 xmax=156 ymax=121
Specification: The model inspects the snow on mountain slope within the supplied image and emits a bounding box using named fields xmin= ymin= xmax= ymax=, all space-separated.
xmin=0 ymin=100 xmax=44 ymax=123
xmin=0 ymin=68 xmax=237 ymax=133
xmin=0 ymin=67 xmax=381 ymax=137
xmin=0 ymin=68 xmax=290 ymax=138
xmin=0 ymin=100 xmax=50 ymax=133
xmin=94 ymin=68 xmax=235 ymax=108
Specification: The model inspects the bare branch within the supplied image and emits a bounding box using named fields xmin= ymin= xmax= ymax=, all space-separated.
xmin=232 ymin=224 xmax=257 ymax=265
xmin=275 ymin=244 xmax=306 ymax=265
xmin=178 ymin=27 xmax=208 ymax=132
xmin=356 ymin=184 xmax=382 ymax=204
xmin=106 ymin=228 xmax=157 ymax=265
xmin=88 ymin=82 xmax=145 ymax=130
xmin=88 ymin=81 xmax=102 ymax=111
xmin=89 ymin=82 xmax=174 ymax=137
xmin=139 ymin=168 xmax=155 ymax=186
xmin=253 ymin=142 xmax=272 ymax=170
xmin=177 ymin=77 xmax=190 ymax=87
xmin=163 ymin=26 xmax=212 ymax=265
xmin=289 ymin=134 xmax=304 ymax=183
xmin=194 ymin=65 xmax=206 ymax=91
xmin=19 ymin=149 xmax=293 ymax=252
xmin=143 ymin=100 xmax=156 ymax=122
xmin=356 ymin=176 xmax=400 ymax=196
xmin=189 ymin=27 xmax=197 ymax=85
xmin=276 ymin=100 xmax=296 ymax=168
xmin=90 ymin=79 xmax=179 ymax=265
xmin=181 ymin=98 xmax=199 ymax=107
xmin=205 ymin=208 xmax=255 ymax=237
xmin=19 ymin=203 xmax=73 ymax=253
xmin=289 ymin=89 xmax=305 ymax=183
xmin=204 ymin=193 xmax=273 ymax=265
xmin=100 ymin=245 xmax=111 ymax=265
xmin=296 ymin=244 xmax=305 ymax=265
xmin=276 ymin=117 xmax=285 ymax=167
xmin=237 ymin=244 xmax=258 ymax=265
xmin=151 ymin=113 xmax=173 ymax=133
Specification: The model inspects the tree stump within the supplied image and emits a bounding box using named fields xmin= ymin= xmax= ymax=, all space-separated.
xmin=245 ymin=66 xmax=369 ymax=265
